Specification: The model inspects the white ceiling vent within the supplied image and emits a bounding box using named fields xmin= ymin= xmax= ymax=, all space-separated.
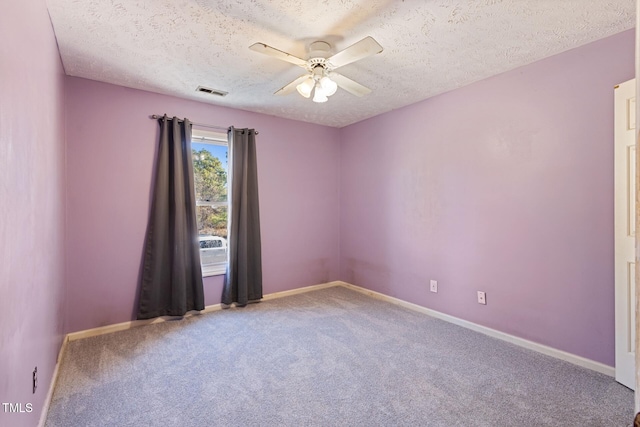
xmin=196 ymin=86 xmax=228 ymax=97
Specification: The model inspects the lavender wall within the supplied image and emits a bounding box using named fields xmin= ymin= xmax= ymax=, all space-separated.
xmin=0 ymin=1 xmax=67 ymax=425
xmin=340 ymin=30 xmax=635 ymax=366
xmin=65 ymin=77 xmax=341 ymax=333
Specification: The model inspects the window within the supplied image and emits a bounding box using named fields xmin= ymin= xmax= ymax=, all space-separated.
xmin=192 ymin=128 xmax=228 ymax=276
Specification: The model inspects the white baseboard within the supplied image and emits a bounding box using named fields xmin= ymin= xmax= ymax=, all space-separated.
xmin=44 ymin=278 xmax=613 ymax=426
xmin=66 ymin=308 xmax=220 ymax=342
xmin=336 ymin=281 xmax=615 ymax=377
xmin=261 ymin=281 xmax=341 ymax=301
xmin=66 ymin=281 xmax=343 ymax=342
xmin=41 ymin=281 xmax=340 ymax=425
xmin=64 ymin=280 xmax=615 ymax=376
xmin=38 ymin=334 xmax=68 ymax=427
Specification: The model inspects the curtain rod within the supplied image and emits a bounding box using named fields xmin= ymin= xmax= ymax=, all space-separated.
xmin=150 ymin=115 xmax=258 ymax=134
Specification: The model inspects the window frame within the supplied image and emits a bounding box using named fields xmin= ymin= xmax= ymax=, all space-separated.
xmin=191 ymin=128 xmax=229 ymax=277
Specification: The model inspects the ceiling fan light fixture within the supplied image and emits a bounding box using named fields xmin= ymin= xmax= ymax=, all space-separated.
xmin=312 ymin=83 xmax=328 ymax=103
xmin=320 ymin=76 xmax=338 ymax=97
xmin=296 ymin=77 xmax=314 ymax=98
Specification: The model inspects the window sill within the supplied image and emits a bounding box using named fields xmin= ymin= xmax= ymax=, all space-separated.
xmin=202 ymin=264 xmax=226 ymax=278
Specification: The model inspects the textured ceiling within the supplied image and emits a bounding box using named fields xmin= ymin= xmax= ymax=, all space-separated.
xmin=46 ymin=0 xmax=635 ymax=128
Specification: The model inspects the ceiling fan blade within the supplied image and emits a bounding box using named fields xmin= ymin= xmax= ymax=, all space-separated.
xmin=330 ymin=72 xmax=371 ymax=97
xmin=327 ymin=36 xmax=383 ymax=69
xmin=249 ymin=42 xmax=308 ymax=67
xmin=274 ymin=75 xmax=310 ymax=96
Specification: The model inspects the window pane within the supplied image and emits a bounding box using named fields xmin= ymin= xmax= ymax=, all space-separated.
xmin=192 ymin=141 xmax=228 ymax=271
xmin=196 ymin=205 xmax=227 ymax=239
xmin=192 ymin=143 xmax=228 ymax=203
xmin=196 ymin=205 xmax=227 ymax=267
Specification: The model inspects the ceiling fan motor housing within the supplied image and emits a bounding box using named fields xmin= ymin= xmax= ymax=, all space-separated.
xmin=308 ymin=41 xmax=331 ymax=58
xmin=307 ymin=41 xmax=335 ymax=75
xmin=308 ymin=61 xmax=331 ymax=83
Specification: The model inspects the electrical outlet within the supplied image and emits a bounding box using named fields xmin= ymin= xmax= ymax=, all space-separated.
xmin=430 ymin=280 xmax=438 ymax=293
xmin=477 ymin=291 xmax=486 ymax=305
xmin=32 ymin=367 xmax=37 ymax=394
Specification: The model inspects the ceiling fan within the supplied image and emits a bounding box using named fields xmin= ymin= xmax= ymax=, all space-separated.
xmin=249 ymin=36 xmax=383 ymax=103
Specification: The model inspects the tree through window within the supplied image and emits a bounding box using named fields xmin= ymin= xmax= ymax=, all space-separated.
xmin=191 ymin=129 xmax=228 ymax=276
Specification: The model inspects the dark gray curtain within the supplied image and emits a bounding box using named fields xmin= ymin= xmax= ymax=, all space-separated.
xmin=137 ymin=116 xmax=204 ymax=319
xmin=222 ymin=127 xmax=262 ymax=306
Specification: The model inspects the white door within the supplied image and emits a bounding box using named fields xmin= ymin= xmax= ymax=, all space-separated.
xmin=615 ymin=78 xmax=636 ymax=390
